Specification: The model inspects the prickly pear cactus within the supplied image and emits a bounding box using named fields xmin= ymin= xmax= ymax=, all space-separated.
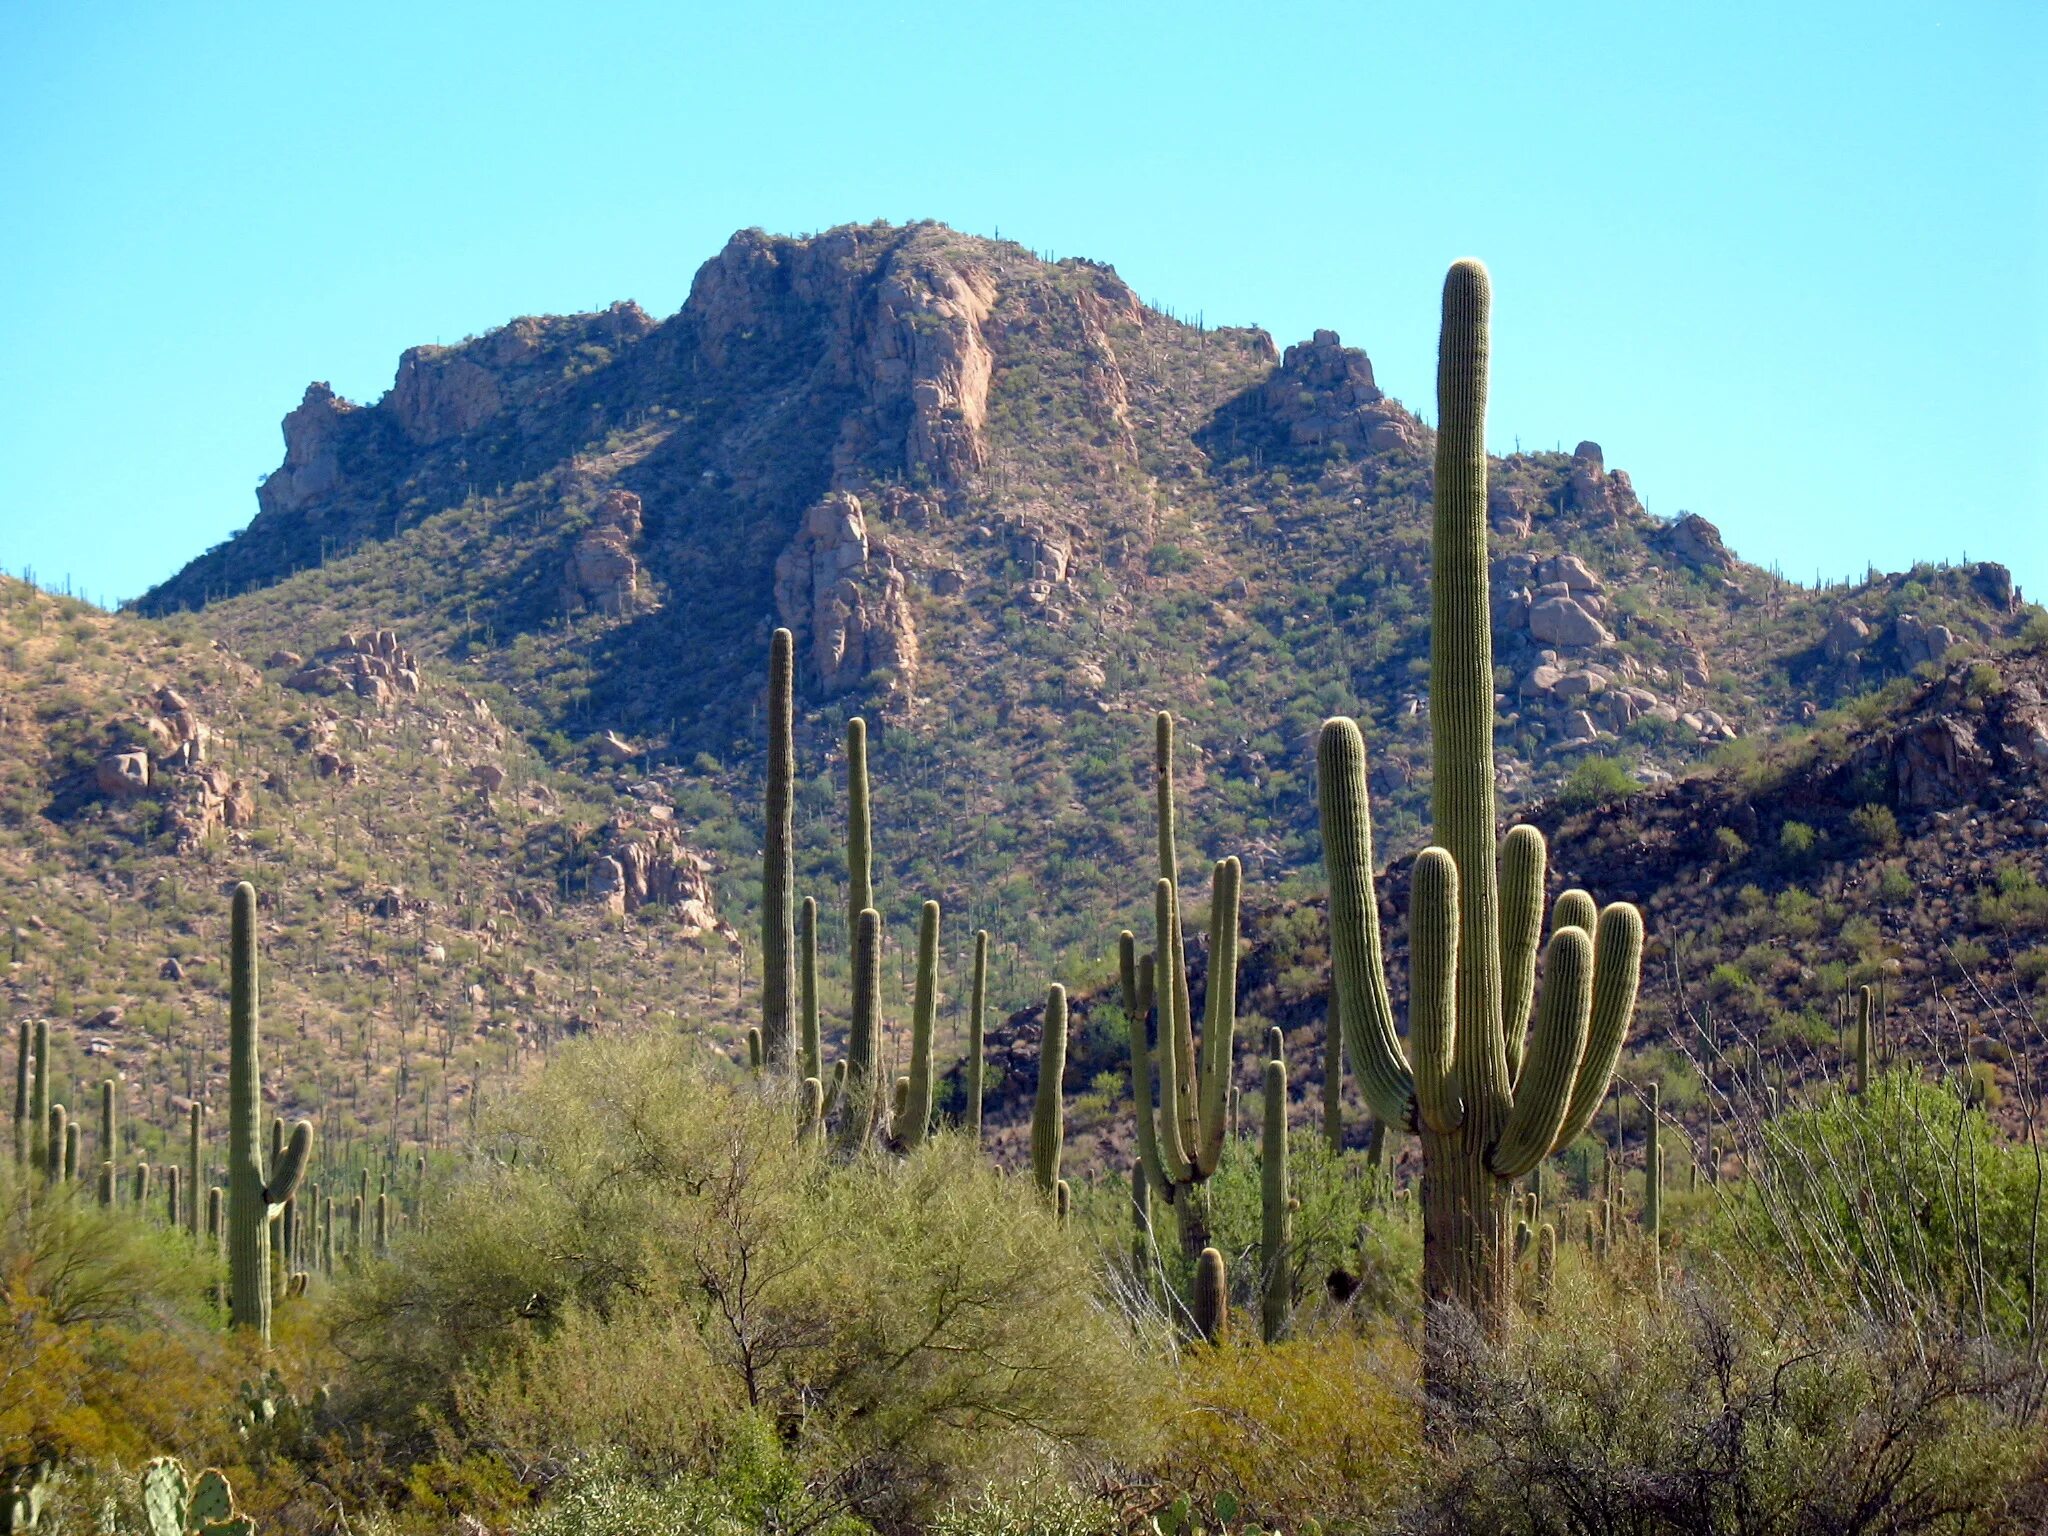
xmin=141 ymin=1457 xmax=254 ymax=1536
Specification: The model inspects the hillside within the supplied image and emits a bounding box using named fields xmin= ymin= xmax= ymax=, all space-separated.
xmin=135 ymin=220 xmax=2037 ymax=975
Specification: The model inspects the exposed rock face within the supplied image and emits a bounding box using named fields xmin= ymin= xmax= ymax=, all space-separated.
xmin=1894 ymin=613 xmax=1958 ymax=669
xmin=1663 ymin=512 xmax=1735 ymax=572
xmin=561 ymin=489 xmax=647 ymax=616
xmin=1256 ymin=330 xmax=1421 ymax=456
xmin=1974 ymin=561 xmax=2017 ymax=611
xmin=286 ymin=631 xmax=422 ymax=704
xmin=96 ymin=751 xmax=150 ymax=798
xmin=1892 ymin=715 xmax=1992 ymax=808
xmin=389 ymin=303 xmax=655 ymax=447
xmin=1529 ymin=595 xmax=1613 ymax=649
xmin=1562 ymin=442 xmax=1641 ymax=522
xmin=589 ymin=823 xmax=733 ymax=939
xmin=773 ymin=490 xmax=919 ymax=696
xmin=1824 ymin=611 xmax=1870 ymax=663
xmin=258 ymin=383 xmax=358 ymax=516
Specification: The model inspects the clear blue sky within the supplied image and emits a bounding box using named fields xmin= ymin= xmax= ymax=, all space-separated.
xmin=1 ymin=1 xmax=2042 ymax=607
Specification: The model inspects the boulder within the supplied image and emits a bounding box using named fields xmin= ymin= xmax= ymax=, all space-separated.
xmin=1664 ymin=512 xmax=1736 ymax=572
xmin=1561 ymin=711 xmax=1601 ymax=742
xmin=1536 ymin=553 xmax=1603 ymax=593
xmin=96 ymin=751 xmax=151 ymax=798
xmin=1824 ymin=611 xmax=1870 ymax=663
xmin=1528 ymin=596 xmax=1613 ymax=649
xmin=1895 ymin=613 xmax=1958 ymax=669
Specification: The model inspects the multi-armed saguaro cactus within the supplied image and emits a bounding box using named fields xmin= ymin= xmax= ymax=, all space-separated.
xmin=1125 ymin=717 xmax=1243 ymax=1256
xmin=1317 ymin=260 xmax=1644 ymax=1347
xmin=227 ymin=882 xmax=313 ymax=1343
xmin=1260 ymin=1056 xmax=1291 ymax=1343
xmin=965 ymin=929 xmax=989 ymax=1146
xmin=899 ymin=900 xmax=941 ymax=1148
xmin=1033 ymin=985 xmax=1068 ymax=1199
xmin=760 ymin=627 xmax=797 ymax=1074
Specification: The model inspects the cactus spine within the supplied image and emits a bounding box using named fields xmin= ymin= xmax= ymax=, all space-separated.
xmin=760 ymin=627 xmax=796 ymax=1073
xmin=965 ymin=928 xmax=989 ymax=1146
xmin=227 ymin=882 xmax=313 ymax=1342
xmin=1191 ymin=1246 xmax=1228 ymax=1345
xmin=799 ymin=896 xmax=822 ymax=1081
xmin=1260 ymin=1057 xmax=1291 ymax=1343
xmin=1317 ymin=261 xmax=1644 ymax=1354
xmin=900 ymin=900 xmax=940 ymax=1147
xmin=1032 ymin=984 xmax=1068 ymax=1198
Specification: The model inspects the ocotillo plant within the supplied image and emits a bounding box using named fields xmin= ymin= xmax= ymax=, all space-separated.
xmin=900 ymin=900 xmax=940 ymax=1148
xmin=799 ymin=897 xmax=822 ymax=1081
xmin=1317 ymin=261 xmax=1644 ymax=1351
xmin=1033 ymin=985 xmax=1068 ymax=1199
xmin=1125 ymin=726 xmax=1243 ymax=1256
xmin=760 ymin=627 xmax=796 ymax=1072
xmin=965 ymin=928 xmax=989 ymax=1146
xmin=1260 ymin=1057 xmax=1291 ymax=1343
xmin=227 ymin=881 xmax=313 ymax=1343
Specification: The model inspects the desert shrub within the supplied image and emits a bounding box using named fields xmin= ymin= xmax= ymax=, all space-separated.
xmin=1558 ymin=755 xmax=1636 ymax=811
xmin=334 ymin=1034 xmax=1154 ymax=1530
xmin=1778 ymin=820 xmax=1817 ymax=857
xmin=1852 ymin=801 xmax=1903 ymax=850
xmin=1149 ymin=1328 xmax=1419 ymax=1532
xmin=1418 ymin=1282 xmax=2041 ymax=1536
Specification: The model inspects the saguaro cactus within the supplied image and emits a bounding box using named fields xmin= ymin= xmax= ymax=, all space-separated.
xmin=1317 ymin=261 xmax=1644 ymax=1350
xmin=761 ymin=628 xmax=796 ymax=1072
xmin=46 ymin=1105 xmax=66 ymax=1182
xmin=1322 ymin=980 xmax=1344 ymax=1151
xmin=227 ymin=882 xmax=313 ymax=1342
xmin=186 ymin=1104 xmax=204 ymax=1238
xmin=99 ymin=1078 xmax=117 ymax=1172
xmin=1260 ymin=1058 xmax=1291 ymax=1343
xmin=1033 ymin=984 xmax=1068 ymax=1198
xmin=837 ymin=908 xmax=885 ymax=1151
xmin=799 ymin=896 xmax=822 ymax=1081
xmin=1125 ymin=725 xmax=1243 ymax=1256
xmin=11 ymin=1020 xmax=28 ymax=1165
xmin=845 ymin=718 xmax=874 ymax=951
xmin=1852 ymin=984 xmax=1872 ymax=1095
xmin=1192 ymin=1247 xmax=1229 ymax=1345
xmin=900 ymin=900 xmax=940 ymax=1148
xmin=31 ymin=1020 xmax=48 ymax=1168
xmin=965 ymin=929 xmax=989 ymax=1146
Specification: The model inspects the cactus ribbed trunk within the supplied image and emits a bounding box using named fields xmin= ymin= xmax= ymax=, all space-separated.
xmin=12 ymin=1020 xmax=28 ymax=1166
xmin=99 ymin=1078 xmax=117 ymax=1170
xmin=965 ymin=929 xmax=988 ymax=1146
xmin=31 ymin=1020 xmax=48 ymax=1170
xmin=1260 ymin=1058 xmax=1291 ymax=1343
xmin=1322 ymin=980 xmax=1344 ymax=1151
xmin=227 ymin=882 xmax=312 ymax=1343
xmin=186 ymin=1104 xmax=203 ymax=1238
xmin=845 ymin=719 xmax=873 ymax=954
xmin=838 ymin=908 xmax=883 ymax=1152
xmin=799 ymin=897 xmax=822 ymax=1082
xmin=900 ymin=900 xmax=939 ymax=1147
xmin=1032 ymin=985 xmax=1067 ymax=1198
xmin=760 ymin=628 xmax=796 ymax=1072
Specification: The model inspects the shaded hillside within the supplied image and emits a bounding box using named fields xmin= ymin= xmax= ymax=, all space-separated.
xmin=135 ymin=221 xmax=2038 ymax=973
xmin=969 ymin=635 xmax=2048 ymax=1178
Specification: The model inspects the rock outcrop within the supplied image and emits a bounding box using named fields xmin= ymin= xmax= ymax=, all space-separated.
xmin=1254 ymin=330 xmax=1421 ymax=457
xmin=561 ymin=489 xmax=647 ymax=616
xmin=1562 ymin=442 xmax=1642 ymax=523
xmin=588 ymin=822 xmax=734 ymax=940
xmin=773 ymin=490 xmax=919 ymax=697
xmin=388 ymin=303 xmax=655 ymax=447
xmin=258 ymin=383 xmax=358 ymax=516
xmin=1894 ymin=613 xmax=1958 ymax=670
xmin=286 ymin=631 xmax=422 ymax=706
xmin=1662 ymin=512 xmax=1736 ymax=572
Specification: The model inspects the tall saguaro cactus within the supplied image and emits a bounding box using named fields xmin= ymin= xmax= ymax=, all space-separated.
xmin=900 ymin=900 xmax=940 ymax=1148
xmin=799 ymin=897 xmax=822 ymax=1082
xmin=227 ymin=882 xmax=313 ymax=1343
xmin=1033 ymin=985 xmax=1068 ymax=1198
xmin=99 ymin=1078 xmax=117 ymax=1172
xmin=1124 ymin=715 xmax=1243 ymax=1255
xmin=1260 ymin=1057 xmax=1291 ymax=1343
xmin=1317 ymin=261 xmax=1644 ymax=1350
xmin=845 ymin=718 xmax=874 ymax=952
xmin=31 ymin=1020 xmax=48 ymax=1169
xmin=186 ymin=1104 xmax=204 ymax=1238
xmin=12 ymin=1020 xmax=28 ymax=1166
xmin=761 ymin=628 xmax=797 ymax=1072
xmin=965 ymin=929 xmax=989 ymax=1146
xmin=837 ymin=908 xmax=885 ymax=1152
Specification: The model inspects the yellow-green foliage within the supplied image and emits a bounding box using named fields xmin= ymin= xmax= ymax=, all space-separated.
xmin=335 ymin=1034 xmax=1155 ymax=1529
xmin=1152 ymin=1328 xmax=1419 ymax=1530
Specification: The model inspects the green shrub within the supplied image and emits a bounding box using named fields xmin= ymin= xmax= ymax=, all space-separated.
xmin=1558 ymin=755 xmax=1637 ymax=811
xmin=1778 ymin=821 xmax=1817 ymax=857
xmin=1851 ymin=802 xmax=1902 ymax=850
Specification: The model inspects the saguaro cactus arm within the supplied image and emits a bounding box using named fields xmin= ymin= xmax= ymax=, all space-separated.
xmin=1491 ymin=927 xmax=1593 ymax=1178
xmin=1408 ymin=847 xmax=1463 ymax=1135
xmin=1315 ymin=719 xmax=1416 ymax=1129
xmin=1498 ymin=824 xmax=1548 ymax=1077
xmin=1031 ymin=984 xmax=1067 ymax=1197
xmin=1149 ymin=881 xmax=1195 ymax=1183
xmin=1553 ymin=902 xmax=1645 ymax=1151
xmin=1192 ymin=857 xmax=1240 ymax=1178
